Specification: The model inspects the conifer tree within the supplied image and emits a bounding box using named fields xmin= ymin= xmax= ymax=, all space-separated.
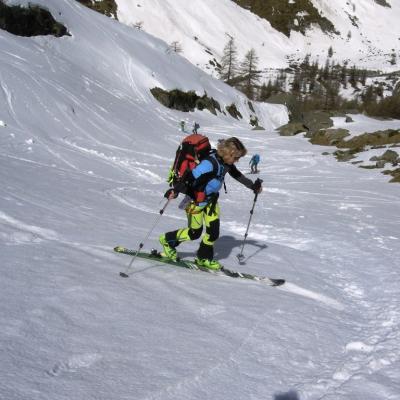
xmin=240 ymin=48 xmax=261 ymax=100
xmin=310 ymin=60 xmax=319 ymax=81
xmin=291 ymin=71 xmax=301 ymax=94
xmin=348 ymin=65 xmax=358 ymax=88
xmin=340 ymin=63 xmax=348 ymax=88
xmin=219 ymin=37 xmax=239 ymax=84
xmin=322 ymin=59 xmax=330 ymax=81
xmin=360 ymin=69 xmax=367 ymax=86
xmin=362 ymin=85 xmax=376 ymax=105
xmin=259 ymin=82 xmax=271 ymax=101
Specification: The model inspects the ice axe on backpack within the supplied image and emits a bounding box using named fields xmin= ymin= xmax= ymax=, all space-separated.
xmin=237 ymin=178 xmax=263 ymax=262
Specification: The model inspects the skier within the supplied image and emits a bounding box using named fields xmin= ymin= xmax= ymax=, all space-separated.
xmin=159 ymin=137 xmax=263 ymax=270
xmin=192 ymin=121 xmax=200 ymax=134
xmin=249 ymin=154 xmax=260 ymax=174
xmin=179 ymin=120 xmax=185 ymax=132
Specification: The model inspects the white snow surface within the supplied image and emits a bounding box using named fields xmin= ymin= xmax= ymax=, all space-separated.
xmin=332 ymin=114 xmax=400 ymax=139
xmin=116 ymin=0 xmax=400 ymax=73
xmin=1 ymin=1 xmax=400 ymax=400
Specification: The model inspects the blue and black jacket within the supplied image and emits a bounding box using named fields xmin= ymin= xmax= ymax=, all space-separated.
xmin=174 ymin=151 xmax=254 ymax=206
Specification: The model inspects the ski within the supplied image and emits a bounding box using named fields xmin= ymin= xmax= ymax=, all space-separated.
xmin=114 ymin=246 xmax=285 ymax=287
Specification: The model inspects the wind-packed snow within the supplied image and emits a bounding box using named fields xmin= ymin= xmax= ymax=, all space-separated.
xmin=116 ymin=0 xmax=400 ymax=73
xmin=1 ymin=1 xmax=400 ymax=400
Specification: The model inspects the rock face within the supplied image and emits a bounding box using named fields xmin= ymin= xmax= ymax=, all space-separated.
xmin=309 ymin=128 xmax=350 ymax=146
xmin=231 ymin=0 xmax=337 ymax=37
xmin=370 ymin=150 xmax=400 ymax=167
xmin=0 ymin=2 xmax=69 ymax=37
xmin=278 ymin=111 xmax=335 ymax=137
xmin=383 ymin=168 xmax=400 ymax=183
xmin=76 ymin=0 xmax=118 ymax=19
xmin=341 ymin=130 xmax=400 ymax=148
xmin=277 ymin=110 xmax=400 ymax=183
xmin=278 ymin=122 xmax=307 ymax=136
xmin=150 ymin=88 xmax=221 ymax=115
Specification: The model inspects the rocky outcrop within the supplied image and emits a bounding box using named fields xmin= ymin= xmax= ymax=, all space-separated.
xmin=277 ymin=110 xmax=400 ymax=184
xmin=309 ymin=128 xmax=350 ymax=146
xmin=383 ymin=168 xmax=400 ymax=183
xmin=0 ymin=2 xmax=69 ymax=37
xmin=225 ymin=103 xmax=243 ymax=120
xmin=278 ymin=122 xmax=307 ymax=136
xmin=302 ymin=111 xmax=335 ymax=135
xmin=77 ymin=0 xmax=118 ymax=19
xmin=232 ymin=0 xmax=337 ymax=37
xmin=339 ymin=129 xmax=400 ymax=148
xmin=150 ymin=88 xmax=221 ymax=115
xmin=370 ymin=149 xmax=399 ymax=167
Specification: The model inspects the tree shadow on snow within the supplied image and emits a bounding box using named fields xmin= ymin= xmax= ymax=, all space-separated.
xmin=274 ymin=390 xmax=300 ymax=400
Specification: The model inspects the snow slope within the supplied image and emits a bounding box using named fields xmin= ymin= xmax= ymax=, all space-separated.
xmin=1 ymin=1 xmax=400 ymax=399
xmin=116 ymin=0 xmax=400 ymax=73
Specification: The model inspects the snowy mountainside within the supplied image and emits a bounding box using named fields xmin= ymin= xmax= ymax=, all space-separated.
xmin=1 ymin=0 xmax=284 ymax=137
xmin=116 ymin=0 xmax=400 ymax=73
xmin=1 ymin=1 xmax=400 ymax=400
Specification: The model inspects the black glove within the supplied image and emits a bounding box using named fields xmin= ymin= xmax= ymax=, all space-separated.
xmin=164 ymin=188 xmax=178 ymax=199
xmin=251 ymin=178 xmax=263 ymax=194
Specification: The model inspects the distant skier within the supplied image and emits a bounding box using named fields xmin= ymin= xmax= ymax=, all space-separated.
xmin=249 ymin=154 xmax=260 ymax=174
xmin=192 ymin=121 xmax=200 ymax=134
xmin=180 ymin=120 xmax=185 ymax=132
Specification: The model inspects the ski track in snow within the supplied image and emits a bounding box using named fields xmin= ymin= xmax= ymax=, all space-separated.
xmin=278 ymin=283 xmax=344 ymax=311
xmin=47 ymin=353 xmax=102 ymax=377
xmin=0 ymin=204 xmax=344 ymax=311
xmin=139 ymin=303 xmax=289 ymax=400
xmin=63 ymin=138 xmax=165 ymax=182
xmin=0 ymin=211 xmax=59 ymax=242
xmin=1 ymin=2 xmax=400 ymax=398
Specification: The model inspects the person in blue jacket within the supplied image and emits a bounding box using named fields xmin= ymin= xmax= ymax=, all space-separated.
xmin=249 ymin=154 xmax=260 ymax=174
xmin=159 ymin=137 xmax=262 ymax=270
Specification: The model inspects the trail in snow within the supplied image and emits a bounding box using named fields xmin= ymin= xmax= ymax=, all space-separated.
xmin=1 ymin=1 xmax=399 ymax=399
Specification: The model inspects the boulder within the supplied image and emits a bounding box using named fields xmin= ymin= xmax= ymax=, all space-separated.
xmin=278 ymin=122 xmax=306 ymax=136
xmin=309 ymin=128 xmax=350 ymax=146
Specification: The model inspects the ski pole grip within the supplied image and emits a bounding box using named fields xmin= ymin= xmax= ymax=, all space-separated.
xmin=252 ymin=178 xmax=263 ymax=200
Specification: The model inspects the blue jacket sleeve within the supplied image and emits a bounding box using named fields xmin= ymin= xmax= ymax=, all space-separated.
xmin=172 ymin=159 xmax=214 ymax=194
xmin=192 ymin=159 xmax=214 ymax=179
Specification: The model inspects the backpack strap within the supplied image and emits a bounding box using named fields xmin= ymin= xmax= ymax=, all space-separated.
xmin=205 ymin=151 xmax=227 ymax=194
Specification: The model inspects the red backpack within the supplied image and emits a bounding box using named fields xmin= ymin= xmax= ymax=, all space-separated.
xmin=167 ymin=133 xmax=214 ymax=202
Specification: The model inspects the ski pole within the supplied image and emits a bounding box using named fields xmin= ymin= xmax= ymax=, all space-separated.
xmin=237 ymin=179 xmax=263 ymax=262
xmin=120 ymin=199 xmax=170 ymax=278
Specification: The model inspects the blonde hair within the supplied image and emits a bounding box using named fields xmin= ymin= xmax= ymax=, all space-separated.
xmin=217 ymin=137 xmax=247 ymax=159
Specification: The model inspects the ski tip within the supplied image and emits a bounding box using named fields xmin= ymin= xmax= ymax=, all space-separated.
xmin=114 ymin=246 xmax=124 ymax=252
xmin=119 ymin=272 xmax=129 ymax=278
xmin=271 ymin=279 xmax=285 ymax=286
